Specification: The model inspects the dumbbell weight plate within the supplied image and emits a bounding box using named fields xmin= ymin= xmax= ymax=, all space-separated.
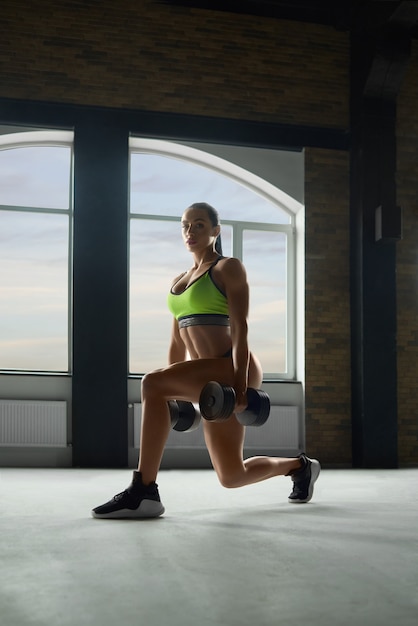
xmin=168 ymin=400 xmax=201 ymax=432
xmin=168 ymin=400 xmax=180 ymax=428
xmin=237 ymin=388 xmax=270 ymax=427
xmin=199 ymin=381 xmax=236 ymax=422
xmin=174 ymin=401 xmax=201 ymax=432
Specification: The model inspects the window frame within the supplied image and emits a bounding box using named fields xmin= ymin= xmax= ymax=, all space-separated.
xmin=128 ymin=138 xmax=301 ymax=380
xmin=0 ymin=130 xmax=74 ymax=374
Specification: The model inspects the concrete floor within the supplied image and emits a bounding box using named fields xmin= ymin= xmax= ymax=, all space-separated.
xmin=0 ymin=467 xmax=417 ymax=626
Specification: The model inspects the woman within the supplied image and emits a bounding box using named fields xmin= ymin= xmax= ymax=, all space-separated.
xmin=92 ymin=202 xmax=320 ymax=518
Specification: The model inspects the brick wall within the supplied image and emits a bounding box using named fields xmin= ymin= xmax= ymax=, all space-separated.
xmin=1 ymin=0 xmax=348 ymax=127
xmin=304 ymin=148 xmax=351 ymax=465
xmin=397 ymin=41 xmax=418 ymax=466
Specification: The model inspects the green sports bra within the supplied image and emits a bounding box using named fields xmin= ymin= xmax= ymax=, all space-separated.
xmin=167 ymin=259 xmax=229 ymax=324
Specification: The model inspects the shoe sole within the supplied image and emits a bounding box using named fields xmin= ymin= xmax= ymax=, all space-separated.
xmin=288 ymin=458 xmax=321 ymax=504
xmin=91 ymin=499 xmax=165 ymax=519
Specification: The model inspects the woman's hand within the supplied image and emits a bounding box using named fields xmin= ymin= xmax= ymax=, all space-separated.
xmin=233 ymin=385 xmax=248 ymax=414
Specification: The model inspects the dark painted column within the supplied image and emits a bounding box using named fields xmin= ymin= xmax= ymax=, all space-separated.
xmin=350 ymin=98 xmax=399 ymax=468
xmin=349 ymin=17 xmax=410 ymax=467
xmin=72 ymin=116 xmax=129 ymax=467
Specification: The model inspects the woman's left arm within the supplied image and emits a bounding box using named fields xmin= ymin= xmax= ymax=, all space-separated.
xmin=221 ymin=258 xmax=251 ymax=413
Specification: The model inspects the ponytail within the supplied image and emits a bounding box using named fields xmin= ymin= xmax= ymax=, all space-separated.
xmin=215 ymin=233 xmax=223 ymax=255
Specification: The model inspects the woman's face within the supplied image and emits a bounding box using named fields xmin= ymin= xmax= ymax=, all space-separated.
xmin=181 ymin=207 xmax=219 ymax=252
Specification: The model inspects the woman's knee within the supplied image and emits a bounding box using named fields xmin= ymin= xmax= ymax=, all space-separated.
xmin=215 ymin=467 xmax=245 ymax=489
xmin=141 ymin=369 xmax=164 ymax=397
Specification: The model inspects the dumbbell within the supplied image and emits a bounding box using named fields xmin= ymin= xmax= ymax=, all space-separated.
xmin=168 ymin=400 xmax=201 ymax=432
xmin=199 ymin=381 xmax=270 ymax=427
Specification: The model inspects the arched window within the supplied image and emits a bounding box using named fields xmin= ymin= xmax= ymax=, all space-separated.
xmin=129 ymin=138 xmax=303 ymax=379
xmin=0 ymin=130 xmax=73 ymax=372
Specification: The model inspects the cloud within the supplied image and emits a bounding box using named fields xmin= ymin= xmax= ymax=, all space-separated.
xmin=0 ymin=336 xmax=66 ymax=349
xmin=130 ymin=153 xmax=291 ymax=224
xmin=0 ymin=146 xmax=70 ymax=209
xmin=250 ymin=299 xmax=286 ymax=319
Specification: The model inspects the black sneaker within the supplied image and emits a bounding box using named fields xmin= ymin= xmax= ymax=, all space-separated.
xmin=288 ymin=454 xmax=320 ymax=503
xmin=91 ymin=471 xmax=165 ymax=519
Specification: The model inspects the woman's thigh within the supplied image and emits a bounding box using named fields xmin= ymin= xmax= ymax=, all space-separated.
xmin=142 ymin=357 xmax=235 ymax=403
xmin=142 ymin=352 xmax=263 ymax=404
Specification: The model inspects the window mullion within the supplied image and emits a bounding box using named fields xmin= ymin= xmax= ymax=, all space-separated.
xmin=232 ymin=224 xmax=243 ymax=259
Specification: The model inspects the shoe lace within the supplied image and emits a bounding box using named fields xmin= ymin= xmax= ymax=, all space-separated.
xmin=114 ymin=484 xmax=153 ymax=500
xmin=113 ymin=490 xmax=129 ymax=502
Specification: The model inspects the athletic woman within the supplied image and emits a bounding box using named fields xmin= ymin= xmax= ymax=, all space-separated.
xmin=92 ymin=202 xmax=320 ymax=518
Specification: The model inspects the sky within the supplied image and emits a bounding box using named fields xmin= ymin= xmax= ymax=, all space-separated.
xmin=0 ymin=136 xmax=298 ymax=375
xmin=0 ymin=145 xmax=71 ymax=371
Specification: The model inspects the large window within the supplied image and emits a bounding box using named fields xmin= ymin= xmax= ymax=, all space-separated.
xmin=0 ymin=130 xmax=73 ymax=372
xmin=129 ymin=138 xmax=301 ymax=379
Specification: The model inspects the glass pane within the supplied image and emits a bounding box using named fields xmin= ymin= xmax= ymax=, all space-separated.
xmin=130 ymin=153 xmax=290 ymax=224
xmin=129 ymin=219 xmax=232 ymax=374
xmin=0 ymin=211 xmax=69 ymax=371
xmin=215 ymin=224 xmax=232 ymax=257
xmin=243 ymin=230 xmax=287 ymax=375
xmin=0 ymin=146 xmax=71 ymax=209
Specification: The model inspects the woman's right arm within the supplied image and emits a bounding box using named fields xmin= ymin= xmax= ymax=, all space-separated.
xmin=168 ymin=317 xmax=187 ymax=364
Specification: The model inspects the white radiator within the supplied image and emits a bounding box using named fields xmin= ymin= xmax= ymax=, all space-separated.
xmin=0 ymin=400 xmax=67 ymax=447
xmin=133 ymin=403 xmax=301 ymax=450
xmin=245 ymin=405 xmax=300 ymax=449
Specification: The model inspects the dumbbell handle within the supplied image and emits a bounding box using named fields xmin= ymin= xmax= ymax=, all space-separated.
xmin=199 ymin=381 xmax=270 ymax=426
